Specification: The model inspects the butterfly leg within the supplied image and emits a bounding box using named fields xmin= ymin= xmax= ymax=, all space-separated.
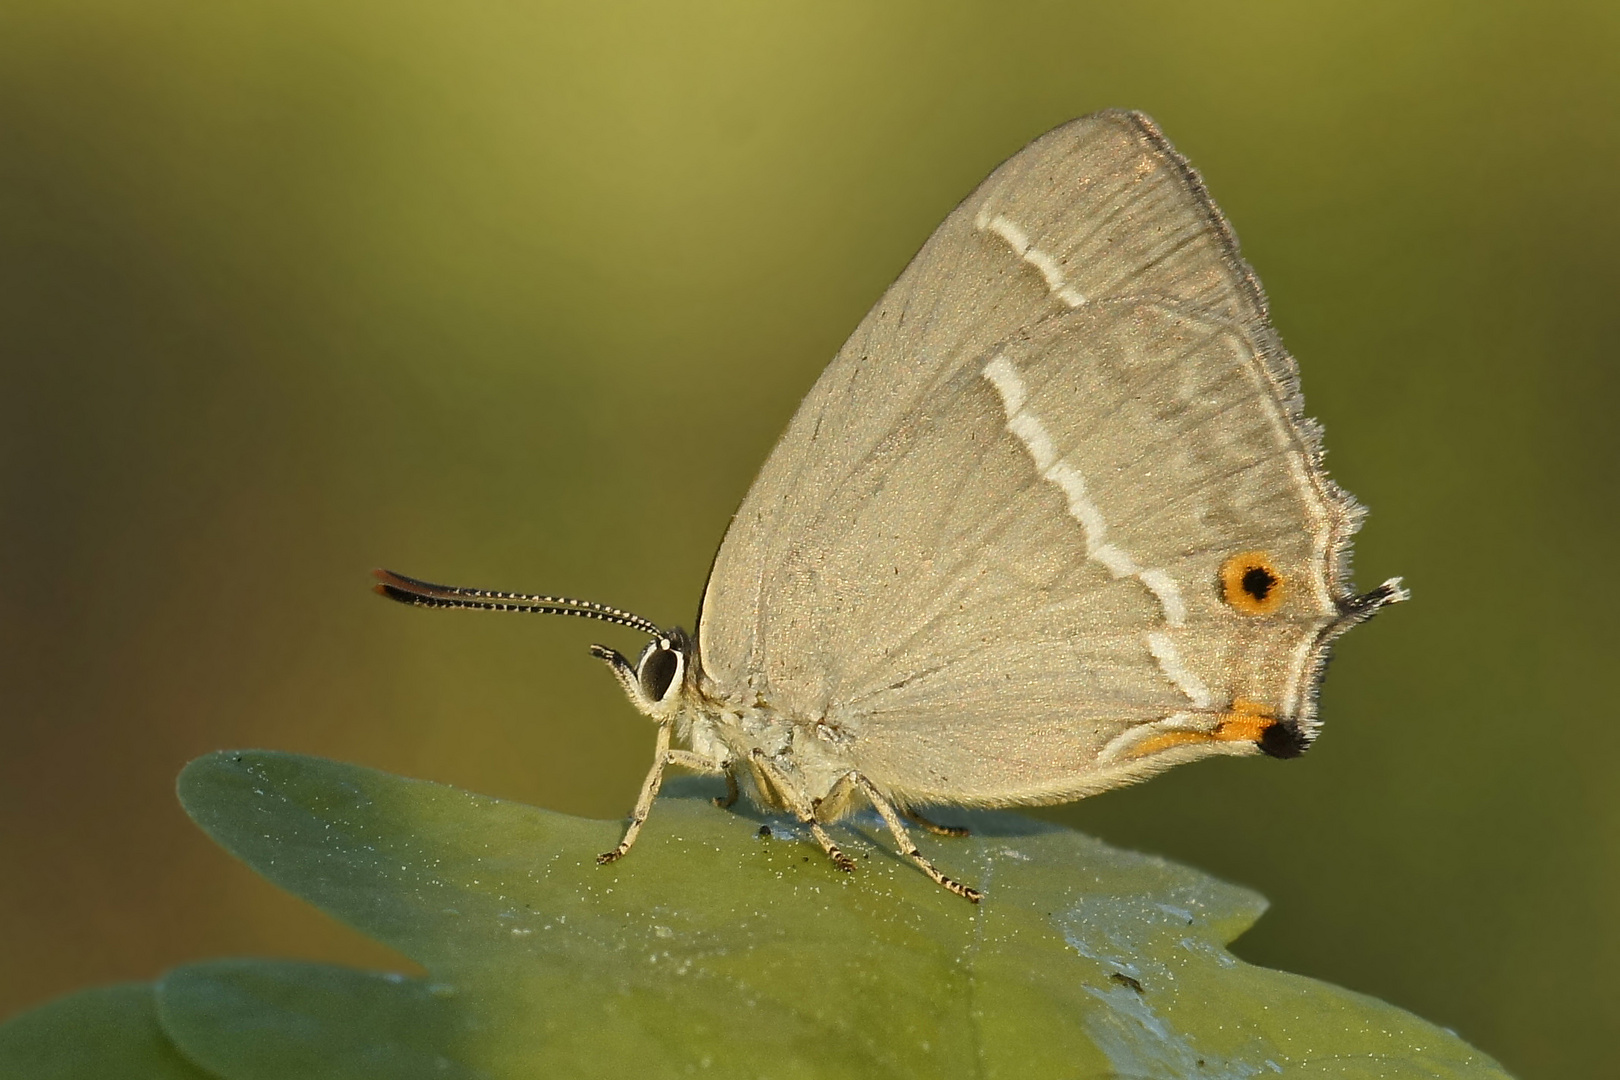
xmin=666 ymin=749 xmax=726 ymax=773
xmin=598 ymin=722 xmax=673 ymax=864
xmin=856 ymin=776 xmax=982 ymax=903
xmin=901 ymin=807 xmax=971 ymax=838
xmin=713 ymin=766 xmax=740 ymax=810
xmin=598 ymin=727 xmax=726 ymax=865
xmin=749 ymin=750 xmax=856 ymax=873
xmin=666 ymin=750 xmax=736 ymax=813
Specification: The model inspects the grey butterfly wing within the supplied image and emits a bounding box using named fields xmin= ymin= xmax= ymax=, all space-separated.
xmin=698 ymin=110 xmax=1392 ymax=806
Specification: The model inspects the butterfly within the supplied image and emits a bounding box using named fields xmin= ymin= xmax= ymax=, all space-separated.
xmin=377 ymin=110 xmax=1405 ymax=902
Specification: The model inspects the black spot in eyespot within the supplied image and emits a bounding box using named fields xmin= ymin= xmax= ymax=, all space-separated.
xmin=1258 ymin=722 xmax=1308 ymax=759
xmin=638 ymin=647 xmax=679 ymax=701
xmin=1219 ymin=551 xmax=1285 ymax=614
xmin=1241 ymin=565 xmax=1278 ymax=601
xmin=1110 ymin=972 xmax=1144 ymax=993
xmin=757 ymin=825 xmax=771 ymax=838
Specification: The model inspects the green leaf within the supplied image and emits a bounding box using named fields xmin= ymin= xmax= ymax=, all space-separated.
xmin=0 ymin=983 xmax=216 ymax=1080
xmin=157 ymin=961 xmax=476 ymax=1080
xmin=154 ymin=750 xmax=1511 ymax=1079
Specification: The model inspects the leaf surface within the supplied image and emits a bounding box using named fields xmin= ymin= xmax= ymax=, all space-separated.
xmin=147 ymin=750 xmax=1510 ymax=1079
xmin=0 ymin=983 xmax=216 ymax=1080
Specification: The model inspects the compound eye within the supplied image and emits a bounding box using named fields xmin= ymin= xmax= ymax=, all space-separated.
xmin=637 ymin=642 xmax=681 ymax=702
xmin=1220 ymin=551 xmax=1286 ymax=615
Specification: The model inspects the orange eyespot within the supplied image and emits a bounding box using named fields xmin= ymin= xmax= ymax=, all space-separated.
xmin=1220 ymin=551 xmax=1285 ymax=615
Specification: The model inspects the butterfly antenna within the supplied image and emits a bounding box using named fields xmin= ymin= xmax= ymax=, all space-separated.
xmin=372 ymin=569 xmax=664 ymax=636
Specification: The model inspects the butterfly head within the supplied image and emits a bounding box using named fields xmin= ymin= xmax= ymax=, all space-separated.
xmin=591 ymin=627 xmax=697 ymax=722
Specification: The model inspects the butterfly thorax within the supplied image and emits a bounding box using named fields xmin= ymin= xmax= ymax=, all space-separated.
xmin=686 ymin=690 xmax=867 ymax=822
xmin=594 ymin=626 xmax=865 ymax=821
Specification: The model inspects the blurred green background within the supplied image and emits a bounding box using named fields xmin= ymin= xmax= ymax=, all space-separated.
xmin=1 ymin=1 xmax=1615 ymax=1076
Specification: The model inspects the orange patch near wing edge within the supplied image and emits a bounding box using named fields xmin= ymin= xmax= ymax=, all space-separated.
xmin=1220 ymin=551 xmax=1286 ymax=615
xmin=1131 ymin=699 xmax=1278 ymax=757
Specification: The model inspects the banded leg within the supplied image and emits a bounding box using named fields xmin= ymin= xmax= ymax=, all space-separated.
xmin=598 ymin=729 xmax=725 ymax=864
xmin=902 ymin=807 xmax=971 ymax=838
xmin=856 ymin=776 xmax=982 ymax=903
xmin=749 ymin=750 xmax=856 ymax=872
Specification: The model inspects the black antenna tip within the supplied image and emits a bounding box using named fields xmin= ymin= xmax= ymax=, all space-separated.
xmin=374 ymin=581 xmax=417 ymax=605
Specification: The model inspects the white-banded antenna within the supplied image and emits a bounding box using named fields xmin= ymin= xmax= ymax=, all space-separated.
xmin=372 ymin=569 xmax=663 ymax=636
